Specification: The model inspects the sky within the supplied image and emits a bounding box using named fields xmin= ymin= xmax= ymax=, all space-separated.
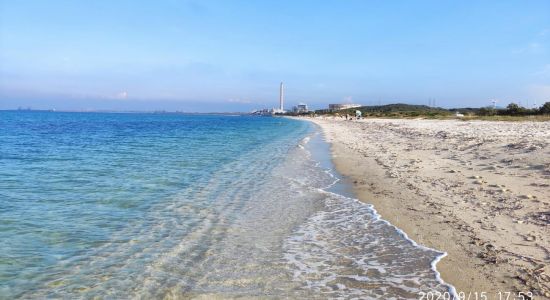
xmin=0 ymin=0 xmax=549 ymax=112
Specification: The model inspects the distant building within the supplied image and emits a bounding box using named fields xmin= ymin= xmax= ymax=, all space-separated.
xmin=328 ymin=103 xmax=361 ymax=111
xmin=292 ymin=103 xmax=309 ymax=113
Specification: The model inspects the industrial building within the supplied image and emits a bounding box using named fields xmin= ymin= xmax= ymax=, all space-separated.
xmin=292 ymin=103 xmax=309 ymax=113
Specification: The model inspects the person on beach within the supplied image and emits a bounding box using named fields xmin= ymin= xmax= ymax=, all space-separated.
xmin=355 ymin=110 xmax=362 ymax=120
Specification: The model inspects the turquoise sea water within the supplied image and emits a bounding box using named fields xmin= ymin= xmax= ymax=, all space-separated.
xmin=0 ymin=111 xmax=453 ymax=298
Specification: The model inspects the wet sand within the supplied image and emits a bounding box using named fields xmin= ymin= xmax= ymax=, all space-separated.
xmin=307 ymin=117 xmax=550 ymax=299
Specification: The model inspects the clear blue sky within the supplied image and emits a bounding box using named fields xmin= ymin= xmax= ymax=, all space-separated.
xmin=1 ymin=0 xmax=549 ymax=111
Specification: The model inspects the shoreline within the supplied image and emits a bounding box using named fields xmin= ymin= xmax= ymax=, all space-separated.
xmin=304 ymin=117 xmax=550 ymax=298
xmin=307 ymin=121 xmax=457 ymax=295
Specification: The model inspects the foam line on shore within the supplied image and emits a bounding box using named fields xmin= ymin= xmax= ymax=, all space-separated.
xmin=303 ymin=120 xmax=459 ymax=298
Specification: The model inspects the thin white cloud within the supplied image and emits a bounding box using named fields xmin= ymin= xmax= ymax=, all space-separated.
xmin=513 ymin=42 xmax=544 ymax=54
xmin=114 ymin=91 xmax=128 ymax=100
xmin=227 ymin=98 xmax=252 ymax=104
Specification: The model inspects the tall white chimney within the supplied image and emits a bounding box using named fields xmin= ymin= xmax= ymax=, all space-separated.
xmin=279 ymin=82 xmax=284 ymax=111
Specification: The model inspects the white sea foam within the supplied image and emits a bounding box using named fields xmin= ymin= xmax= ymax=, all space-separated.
xmin=282 ymin=129 xmax=458 ymax=299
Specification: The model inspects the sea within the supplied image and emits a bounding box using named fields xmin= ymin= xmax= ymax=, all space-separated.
xmin=0 ymin=111 xmax=455 ymax=299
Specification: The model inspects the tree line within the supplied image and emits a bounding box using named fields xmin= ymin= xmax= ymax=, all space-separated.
xmin=478 ymin=102 xmax=550 ymax=116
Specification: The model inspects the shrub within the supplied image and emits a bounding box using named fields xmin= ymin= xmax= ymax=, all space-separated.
xmin=505 ymin=103 xmax=528 ymax=116
xmin=478 ymin=107 xmax=497 ymax=116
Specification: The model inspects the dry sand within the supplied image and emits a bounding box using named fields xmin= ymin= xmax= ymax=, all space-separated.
xmin=307 ymin=117 xmax=549 ymax=298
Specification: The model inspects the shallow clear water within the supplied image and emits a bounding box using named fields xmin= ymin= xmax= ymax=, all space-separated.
xmin=0 ymin=111 xmax=453 ymax=299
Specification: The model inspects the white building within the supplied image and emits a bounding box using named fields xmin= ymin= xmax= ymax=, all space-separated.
xmin=293 ymin=103 xmax=309 ymax=113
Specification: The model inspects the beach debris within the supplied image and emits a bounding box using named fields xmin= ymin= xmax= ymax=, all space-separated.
xmin=478 ymin=243 xmax=501 ymax=264
xmin=507 ymin=141 xmax=546 ymax=152
xmin=524 ymin=234 xmax=536 ymax=242
xmin=516 ymin=266 xmax=550 ymax=298
xmin=472 ymin=238 xmax=484 ymax=246
xmin=501 ymin=158 xmax=514 ymax=164
xmin=527 ymin=211 xmax=550 ymax=226
xmin=435 ymin=131 xmax=448 ymax=139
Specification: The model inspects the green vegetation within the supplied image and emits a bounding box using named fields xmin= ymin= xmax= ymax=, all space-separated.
xmin=481 ymin=102 xmax=550 ymax=117
xmin=316 ymin=104 xmax=451 ymax=118
xmin=312 ymin=102 xmax=550 ymax=120
xmin=537 ymin=102 xmax=550 ymax=114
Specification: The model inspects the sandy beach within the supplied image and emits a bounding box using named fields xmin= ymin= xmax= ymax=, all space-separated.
xmin=308 ymin=117 xmax=550 ymax=298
